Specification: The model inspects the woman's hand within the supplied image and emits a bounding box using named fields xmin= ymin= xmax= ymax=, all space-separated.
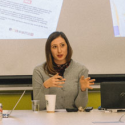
xmin=80 ymin=76 xmax=95 ymax=91
xmin=43 ymin=73 xmax=65 ymax=88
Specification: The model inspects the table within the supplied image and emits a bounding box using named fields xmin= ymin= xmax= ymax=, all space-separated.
xmin=1 ymin=109 xmax=125 ymax=125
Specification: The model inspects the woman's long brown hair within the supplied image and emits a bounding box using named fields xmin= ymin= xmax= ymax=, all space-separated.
xmin=44 ymin=31 xmax=73 ymax=75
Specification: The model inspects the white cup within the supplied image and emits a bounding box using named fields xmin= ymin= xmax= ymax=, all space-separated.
xmin=45 ymin=95 xmax=56 ymax=113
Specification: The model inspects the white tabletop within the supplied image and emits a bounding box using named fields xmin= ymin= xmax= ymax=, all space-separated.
xmin=1 ymin=109 xmax=125 ymax=125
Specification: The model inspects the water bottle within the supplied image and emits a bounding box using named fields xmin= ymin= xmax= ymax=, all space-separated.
xmin=0 ymin=103 xmax=3 ymax=121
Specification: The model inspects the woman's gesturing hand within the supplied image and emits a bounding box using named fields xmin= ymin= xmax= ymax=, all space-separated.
xmin=80 ymin=76 xmax=95 ymax=91
xmin=43 ymin=73 xmax=65 ymax=88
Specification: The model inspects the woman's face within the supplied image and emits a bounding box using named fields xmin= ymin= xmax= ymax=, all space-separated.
xmin=51 ymin=36 xmax=68 ymax=65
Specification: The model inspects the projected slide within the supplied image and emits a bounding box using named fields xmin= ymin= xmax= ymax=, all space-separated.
xmin=110 ymin=0 xmax=125 ymax=37
xmin=0 ymin=0 xmax=63 ymax=39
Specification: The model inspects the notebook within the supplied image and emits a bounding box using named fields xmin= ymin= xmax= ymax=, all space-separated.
xmin=2 ymin=90 xmax=26 ymax=118
xmin=100 ymin=82 xmax=125 ymax=109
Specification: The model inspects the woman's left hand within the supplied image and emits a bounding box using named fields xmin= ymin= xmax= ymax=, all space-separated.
xmin=80 ymin=76 xmax=95 ymax=91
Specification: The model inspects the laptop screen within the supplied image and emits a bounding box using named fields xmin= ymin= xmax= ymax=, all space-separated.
xmin=100 ymin=82 xmax=125 ymax=109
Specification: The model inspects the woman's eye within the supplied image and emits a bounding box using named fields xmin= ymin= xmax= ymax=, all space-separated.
xmin=52 ymin=46 xmax=57 ymax=49
xmin=61 ymin=44 xmax=65 ymax=47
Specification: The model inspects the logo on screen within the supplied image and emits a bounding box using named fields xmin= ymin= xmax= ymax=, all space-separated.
xmin=24 ymin=0 xmax=32 ymax=4
xmin=120 ymin=92 xmax=125 ymax=97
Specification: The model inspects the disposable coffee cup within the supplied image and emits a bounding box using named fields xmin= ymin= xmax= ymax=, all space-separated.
xmin=32 ymin=100 xmax=40 ymax=111
xmin=45 ymin=95 xmax=56 ymax=113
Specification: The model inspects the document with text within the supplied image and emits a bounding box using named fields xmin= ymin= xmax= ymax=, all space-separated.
xmin=0 ymin=0 xmax=63 ymax=39
xmin=110 ymin=0 xmax=125 ymax=37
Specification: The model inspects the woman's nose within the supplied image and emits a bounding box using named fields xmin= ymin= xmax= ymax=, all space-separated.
xmin=57 ymin=46 xmax=62 ymax=53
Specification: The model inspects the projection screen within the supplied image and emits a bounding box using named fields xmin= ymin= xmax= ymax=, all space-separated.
xmin=0 ymin=0 xmax=125 ymax=75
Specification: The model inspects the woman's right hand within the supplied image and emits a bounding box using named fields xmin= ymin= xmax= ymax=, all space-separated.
xmin=43 ymin=73 xmax=65 ymax=88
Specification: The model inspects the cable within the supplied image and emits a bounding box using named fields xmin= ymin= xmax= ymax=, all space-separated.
xmin=92 ymin=113 xmax=125 ymax=124
xmin=119 ymin=113 xmax=125 ymax=122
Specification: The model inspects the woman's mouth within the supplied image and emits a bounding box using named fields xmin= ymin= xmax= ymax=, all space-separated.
xmin=57 ymin=54 xmax=63 ymax=58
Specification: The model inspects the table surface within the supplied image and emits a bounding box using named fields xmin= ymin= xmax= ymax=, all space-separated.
xmin=1 ymin=109 xmax=125 ymax=125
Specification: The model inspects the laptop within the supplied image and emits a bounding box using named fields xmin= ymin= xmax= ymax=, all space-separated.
xmin=2 ymin=90 xmax=26 ymax=118
xmin=100 ymin=82 xmax=125 ymax=110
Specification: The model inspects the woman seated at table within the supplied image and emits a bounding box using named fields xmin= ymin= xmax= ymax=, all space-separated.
xmin=32 ymin=31 xmax=95 ymax=110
